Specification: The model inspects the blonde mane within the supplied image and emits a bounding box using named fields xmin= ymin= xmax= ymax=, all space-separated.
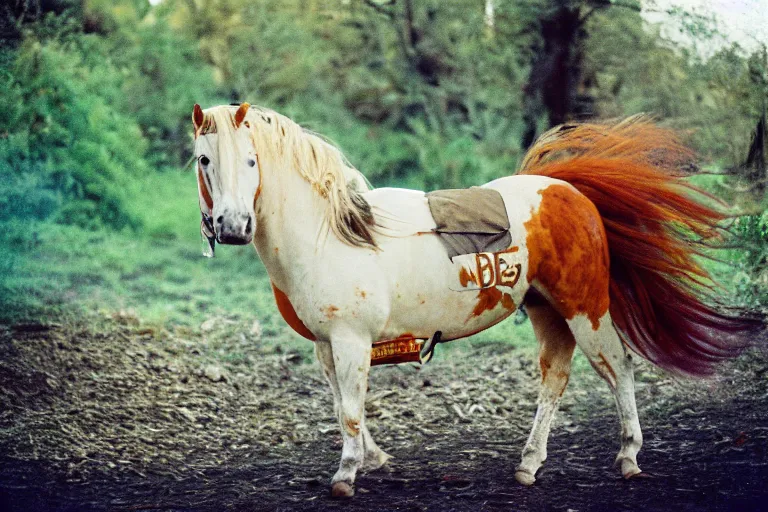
xmin=203 ymin=105 xmax=378 ymax=249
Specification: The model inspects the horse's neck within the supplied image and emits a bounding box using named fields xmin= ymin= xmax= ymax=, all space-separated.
xmin=252 ymin=168 xmax=327 ymax=291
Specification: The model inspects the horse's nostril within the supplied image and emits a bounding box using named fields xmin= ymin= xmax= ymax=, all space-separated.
xmin=216 ymin=215 xmax=224 ymax=225
xmin=245 ymin=217 xmax=253 ymax=234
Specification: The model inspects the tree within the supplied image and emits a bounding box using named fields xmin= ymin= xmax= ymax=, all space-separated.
xmin=519 ymin=0 xmax=642 ymax=148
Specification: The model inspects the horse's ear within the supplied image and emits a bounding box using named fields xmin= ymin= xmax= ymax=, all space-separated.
xmin=235 ymin=102 xmax=250 ymax=128
xmin=193 ymin=104 xmax=204 ymax=131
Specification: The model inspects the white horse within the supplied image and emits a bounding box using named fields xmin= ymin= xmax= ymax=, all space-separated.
xmin=192 ymin=103 xmax=760 ymax=498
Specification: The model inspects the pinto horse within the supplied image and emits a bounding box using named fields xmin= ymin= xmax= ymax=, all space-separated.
xmin=192 ymin=103 xmax=762 ymax=498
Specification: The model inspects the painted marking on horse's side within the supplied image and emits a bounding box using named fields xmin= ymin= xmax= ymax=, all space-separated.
xmin=468 ymin=287 xmax=517 ymax=320
xmin=470 ymin=287 xmax=503 ymax=318
xmin=354 ymin=288 xmax=367 ymax=299
xmin=459 ymin=267 xmax=477 ymax=287
xmin=524 ymin=184 xmax=610 ymax=330
xmin=271 ymin=283 xmax=317 ymax=341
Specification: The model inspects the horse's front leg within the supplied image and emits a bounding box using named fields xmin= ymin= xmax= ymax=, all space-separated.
xmin=314 ymin=341 xmax=390 ymax=478
xmin=320 ymin=327 xmax=373 ymax=498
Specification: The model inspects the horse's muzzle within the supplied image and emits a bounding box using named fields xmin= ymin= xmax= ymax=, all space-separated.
xmin=215 ymin=213 xmax=254 ymax=245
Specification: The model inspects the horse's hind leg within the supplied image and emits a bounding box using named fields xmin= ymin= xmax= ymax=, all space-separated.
xmin=568 ymin=313 xmax=643 ymax=478
xmin=515 ymin=296 xmax=577 ymax=486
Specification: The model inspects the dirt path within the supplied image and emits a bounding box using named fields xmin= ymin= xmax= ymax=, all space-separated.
xmin=1 ymin=319 xmax=767 ymax=511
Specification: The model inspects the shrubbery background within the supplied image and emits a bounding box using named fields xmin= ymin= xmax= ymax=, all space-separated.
xmin=0 ymin=0 xmax=765 ymax=323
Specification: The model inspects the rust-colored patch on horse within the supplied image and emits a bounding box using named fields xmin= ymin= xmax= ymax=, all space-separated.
xmin=597 ymin=352 xmax=617 ymax=383
xmin=323 ymin=305 xmax=339 ymax=320
xmin=459 ymin=267 xmax=478 ymax=288
xmin=355 ymin=288 xmax=367 ymax=299
xmin=234 ymin=102 xmax=250 ymax=128
xmin=556 ymin=371 xmax=570 ymax=396
xmin=253 ymin=154 xmax=263 ymax=205
xmin=194 ymin=115 xmax=216 ymax=138
xmin=501 ymin=293 xmax=516 ymax=311
xmin=470 ymin=287 xmax=503 ymax=318
xmin=540 ymin=357 xmax=552 ymax=381
xmin=197 ymin=166 xmax=213 ymax=210
xmin=524 ymin=184 xmax=610 ymax=329
xmin=271 ymin=283 xmax=316 ymax=341
xmin=192 ymin=104 xmax=204 ymax=134
xmin=344 ymin=418 xmax=361 ymax=436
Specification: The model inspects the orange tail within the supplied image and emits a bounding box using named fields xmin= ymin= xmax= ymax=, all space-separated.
xmin=519 ymin=116 xmax=765 ymax=376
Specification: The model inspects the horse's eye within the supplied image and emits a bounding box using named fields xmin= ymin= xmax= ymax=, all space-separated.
xmin=248 ymin=158 xmax=256 ymax=167
xmin=200 ymin=156 xmax=210 ymax=166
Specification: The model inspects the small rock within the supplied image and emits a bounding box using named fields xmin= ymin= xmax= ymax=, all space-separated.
xmin=204 ymin=365 xmax=225 ymax=382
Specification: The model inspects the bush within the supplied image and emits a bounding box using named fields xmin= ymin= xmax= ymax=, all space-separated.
xmin=116 ymin=21 xmax=220 ymax=168
xmin=733 ymin=211 xmax=768 ymax=308
xmin=0 ymin=26 xmax=147 ymax=229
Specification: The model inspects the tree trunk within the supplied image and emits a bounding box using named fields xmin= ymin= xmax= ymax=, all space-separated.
xmin=521 ymin=0 xmax=594 ymax=148
xmin=743 ymin=111 xmax=766 ymax=197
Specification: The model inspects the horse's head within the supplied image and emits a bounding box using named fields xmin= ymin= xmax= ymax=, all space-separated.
xmin=192 ymin=103 xmax=261 ymax=255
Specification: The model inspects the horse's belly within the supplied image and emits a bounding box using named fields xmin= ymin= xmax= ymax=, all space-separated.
xmin=375 ymin=234 xmax=524 ymax=342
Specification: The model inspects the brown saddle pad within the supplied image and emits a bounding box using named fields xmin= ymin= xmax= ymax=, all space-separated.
xmin=426 ymin=187 xmax=511 ymax=258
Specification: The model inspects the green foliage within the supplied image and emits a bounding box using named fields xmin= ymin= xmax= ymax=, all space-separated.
xmin=733 ymin=211 xmax=768 ymax=308
xmin=228 ymin=8 xmax=333 ymax=105
xmin=0 ymin=27 xmax=147 ymax=229
xmin=117 ymin=21 xmax=220 ymax=167
xmin=0 ymin=0 xmax=765 ymax=328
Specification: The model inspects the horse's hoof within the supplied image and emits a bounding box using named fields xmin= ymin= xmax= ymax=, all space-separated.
xmin=619 ymin=459 xmax=642 ymax=479
xmin=624 ymin=470 xmax=649 ymax=480
xmin=331 ymin=481 xmax=355 ymax=498
xmin=514 ymin=470 xmax=536 ymax=486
